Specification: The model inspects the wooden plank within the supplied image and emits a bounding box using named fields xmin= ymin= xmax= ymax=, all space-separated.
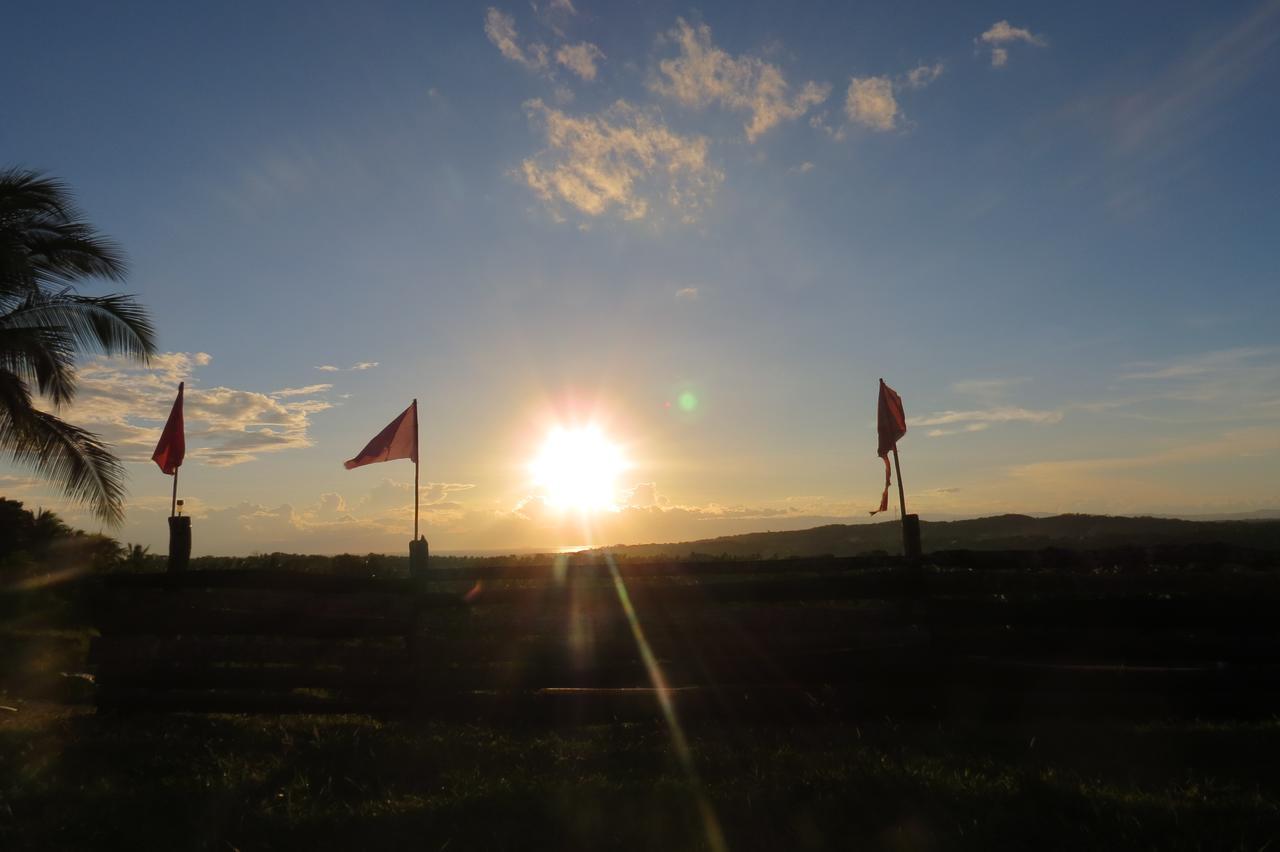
xmin=95 ymin=608 xmax=415 ymax=638
xmin=96 ymin=675 xmax=1280 ymax=721
xmin=89 ymin=636 xmax=407 ymax=668
xmin=102 ymin=571 xmax=430 ymax=594
xmin=95 ymin=663 xmax=416 ymax=690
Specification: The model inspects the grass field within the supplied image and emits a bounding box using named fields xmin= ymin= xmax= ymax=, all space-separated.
xmin=4 ymin=704 xmax=1280 ymax=850
xmin=4 ymin=556 xmax=1280 ymax=850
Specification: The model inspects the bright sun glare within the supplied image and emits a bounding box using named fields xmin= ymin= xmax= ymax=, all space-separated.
xmin=530 ymin=426 xmax=627 ymax=513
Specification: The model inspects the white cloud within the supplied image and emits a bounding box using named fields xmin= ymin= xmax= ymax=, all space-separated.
xmin=351 ymin=361 xmax=379 ymax=371
xmin=675 ymin=287 xmax=699 ymax=301
xmin=520 ymin=98 xmax=722 ymax=222
xmin=838 ymin=62 xmax=942 ymax=135
xmin=978 ymin=20 xmax=1046 ymax=67
xmin=50 ymin=352 xmax=333 ymax=468
xmin=792 ymin=161 xmax=816 ymax=174
xmin=314 ymin=365 xmax=340 ymax=372
xmin=650 ymin=18 xmax=830 ymax=142
xmin=485 ymin=8 xmax=548 ymax=71
xmin=556 ymin=42 xmax=605 ymax=81
xmin=845 ymin=76 xmax=899 ymax=131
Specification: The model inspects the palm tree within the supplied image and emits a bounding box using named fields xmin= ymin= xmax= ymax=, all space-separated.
xmin=0 ymin=168 xmax=156 ymax=525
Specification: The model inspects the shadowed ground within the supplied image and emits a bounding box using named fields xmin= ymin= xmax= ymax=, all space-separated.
xmin=4 ymin=554 xmax=1280 ymax=849
xmin=3 ymin=704 xmax=1280 ymax=851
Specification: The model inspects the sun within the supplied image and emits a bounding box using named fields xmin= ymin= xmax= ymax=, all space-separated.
xmin=530 ymin=425 xmax=628 ymax=513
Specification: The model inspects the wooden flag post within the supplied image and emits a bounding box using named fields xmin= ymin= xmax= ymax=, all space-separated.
xmin=153 ymin=382 xmax=190 ymax=572
xmin=892 ymin=446 xmax=906 ymax=520
xmin=414 ymin=399 xmax=419 ymax=540
xmin=343 ymin=398 xmax=426 ymax=578
xmin=408 ymin=399 xmax=428 ymax=580
xmin=892 ymin=446 xmax=922 ymax=561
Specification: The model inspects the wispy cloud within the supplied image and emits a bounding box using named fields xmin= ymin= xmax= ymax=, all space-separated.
xmin=1108 ymin=1 xmax=1277 ymax=155
xmin=977 ymin=20 xmax=1046 ymax=67
xmin=650 ymin=18 xmax=830 ymax=142
xmin=271 ymin=384 xmax=334 ymax=398
xmin=950 ymin=377 xmax=1029 ymax=398
xmin=1120 ymin=347 xmax=1276 ymax=381
xmin=1106 ymin=347 xmax=1280 ymax=419
xmin=1010 ymin=426 xmax=1280 ymax=478
xmin=556 ymin=42 xmax=605 ymax=81
xmin=314 ymin=361 xmax=379 ymax=373
xmin=485 ymin=7 xmax=548 ymax=71
xmin=520 ymin=98 xmax=722 ymax=222
xmin=915 ymin=406 xmax=1063 ymax=437
xmin=905 ymin=62 xmax=944 ymax=89
xmin=675 ymin=287 xmax=699 ymax=301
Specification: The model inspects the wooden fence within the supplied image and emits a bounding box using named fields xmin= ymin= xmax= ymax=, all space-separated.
xmin=88 ymin=554 xmax=1280 ymax=720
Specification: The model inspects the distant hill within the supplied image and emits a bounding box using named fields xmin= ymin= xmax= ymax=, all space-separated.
xmin=595 ymin=514 xmax=1280 ymax=559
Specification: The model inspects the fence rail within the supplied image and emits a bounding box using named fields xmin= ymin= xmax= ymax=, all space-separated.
xmin=88 ymin=555 xmax=1280 ymax=719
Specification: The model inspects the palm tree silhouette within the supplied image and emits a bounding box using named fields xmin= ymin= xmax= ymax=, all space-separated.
xmin=0 ymin=168 xmax=156 ymax=524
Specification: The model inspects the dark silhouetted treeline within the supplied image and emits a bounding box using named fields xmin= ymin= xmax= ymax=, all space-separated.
xmin=0 ymin=498 xmax=153 ymax=576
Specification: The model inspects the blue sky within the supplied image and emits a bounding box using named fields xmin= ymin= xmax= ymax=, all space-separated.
xmin=2 ymin=0 xmax=1278 ymax=553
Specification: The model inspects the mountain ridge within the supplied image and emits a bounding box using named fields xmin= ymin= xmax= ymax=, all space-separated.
xmin=590 ymin=513 xmax=1280 ymax=559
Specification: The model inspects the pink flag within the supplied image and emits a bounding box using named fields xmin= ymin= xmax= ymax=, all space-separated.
xmin=345 ymin=401 xmax=417 ymax=470
xmin=152 ymin=382 xmax=185 ymax=475
xmin=870 ymin=379 xmax=906 ymax=515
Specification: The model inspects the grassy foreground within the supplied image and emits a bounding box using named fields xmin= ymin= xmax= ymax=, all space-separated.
xmin=2 ymin=703 xmax=1279 ymax=851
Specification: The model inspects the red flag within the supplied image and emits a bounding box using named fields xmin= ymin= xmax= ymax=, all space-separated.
xmin=870 ymin=379 xmax=906 ymax=515
xmin=152 ymin=382 xmax=185 ymax=475
xmin=345 ymin=400 xmax=417 ymax=470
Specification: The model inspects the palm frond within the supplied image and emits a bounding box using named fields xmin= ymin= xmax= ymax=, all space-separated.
xmin=0 ymin=323 xmax=77 ymax=405
xmin=4 ymin=292 xmax=156 ymax=362
xmin=0 ymin=371 xmax=127 ymax=525
xmin=0 ymin=168 xmax=127 ymax=296
xmin=0 ymin=168 xmax=78 ymax=222
xmin=20 ymin=223 xmax=128 ymax=286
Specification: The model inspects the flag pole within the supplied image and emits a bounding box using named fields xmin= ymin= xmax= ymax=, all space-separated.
xmin=171 ymin=469 xmax=178 ymax=518
xmin=892 ymin=445 xmax=907 ymax=519
xmin=413 ymin=399 xmax=419 ymax=540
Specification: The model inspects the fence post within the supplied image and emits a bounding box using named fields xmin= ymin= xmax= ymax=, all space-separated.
xmin=409 ymin=536 xmax=429 ymax=580
xmin=167 ymin=516 xmax=191 ymax=572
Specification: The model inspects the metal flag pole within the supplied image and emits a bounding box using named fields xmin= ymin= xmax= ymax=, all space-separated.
xmin=413 ymin=399 xmax=419 ymax=540
xmin=171 ymin=468 xmax=179 ymax=518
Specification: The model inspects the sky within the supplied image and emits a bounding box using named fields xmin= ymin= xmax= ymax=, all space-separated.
xmin=2 ymin=0 xmax=1278 ymax=555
